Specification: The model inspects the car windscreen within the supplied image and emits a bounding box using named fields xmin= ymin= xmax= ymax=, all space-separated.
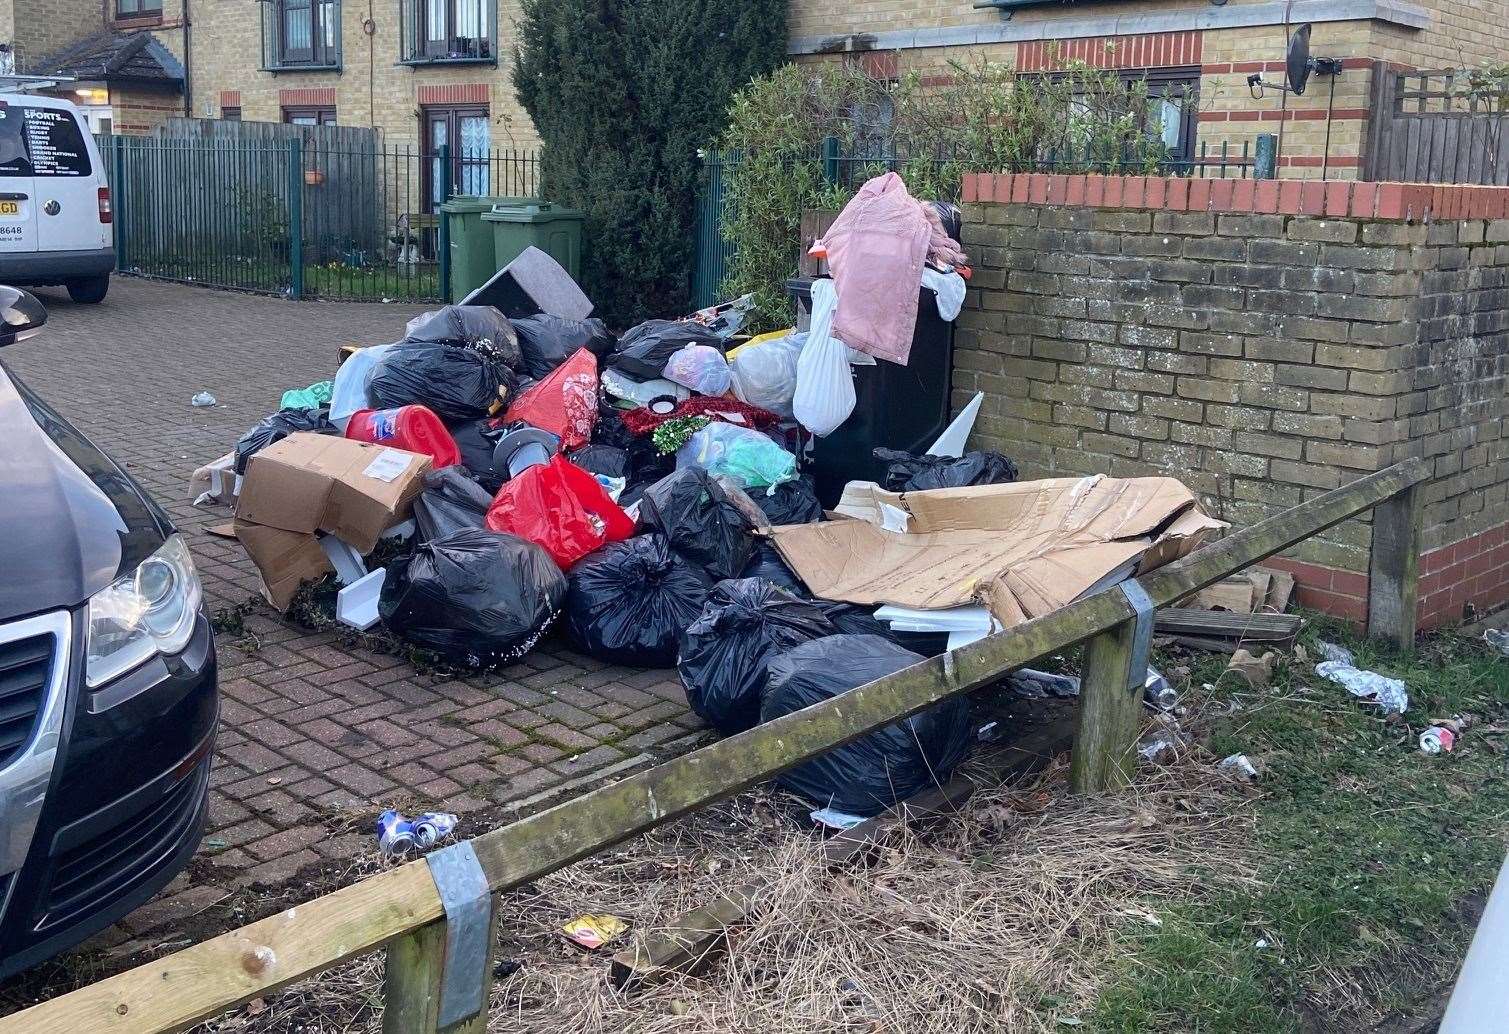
xmin=0 ymin=105 xmax=92 ymax=177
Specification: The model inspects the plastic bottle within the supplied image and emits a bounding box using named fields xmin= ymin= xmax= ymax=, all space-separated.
xmin=346 ymin=405 xmax=460 ymax=468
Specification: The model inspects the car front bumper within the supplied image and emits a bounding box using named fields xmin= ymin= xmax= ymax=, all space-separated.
xmin=0 ymin=609 xmax=217 ymax=980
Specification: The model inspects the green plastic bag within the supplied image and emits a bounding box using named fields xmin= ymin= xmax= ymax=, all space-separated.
xmin=281 ymin=380 xmax=335 ymax=411
xmin=676 ymin=422 xmax=796 ymax=493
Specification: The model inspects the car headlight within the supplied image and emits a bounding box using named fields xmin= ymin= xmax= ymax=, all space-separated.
xmin=85 ymin=534 xmax=203 ymax=688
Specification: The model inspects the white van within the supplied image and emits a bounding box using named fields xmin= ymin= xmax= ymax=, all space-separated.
xmin=0 ymin=94 xmax=112 ymax=303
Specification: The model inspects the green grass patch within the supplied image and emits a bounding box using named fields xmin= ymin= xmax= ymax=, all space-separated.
xmin=1092 ymin=618 xmax=1509 ymax=1032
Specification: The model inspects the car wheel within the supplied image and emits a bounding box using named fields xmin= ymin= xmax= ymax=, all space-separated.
xmin=67 ymin=275 xmax=109 ymax=304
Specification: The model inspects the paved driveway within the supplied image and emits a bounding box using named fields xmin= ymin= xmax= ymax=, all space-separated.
xmin=0 ymin=278 xmax=699 ymax=970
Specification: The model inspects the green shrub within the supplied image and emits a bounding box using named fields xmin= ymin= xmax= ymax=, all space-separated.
xmin=513 ymin=0 xmax=786 ymax=327
xmin=717 ymin=51 xmax=1192 ymax=329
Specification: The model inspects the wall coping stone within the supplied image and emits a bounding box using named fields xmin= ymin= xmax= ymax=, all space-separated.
xmin=962 ymin=173 xmax=1509 ymax=223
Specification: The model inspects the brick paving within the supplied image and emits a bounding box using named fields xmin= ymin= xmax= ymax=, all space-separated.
xmin=0 ymin=278 xmax=703 ymax=955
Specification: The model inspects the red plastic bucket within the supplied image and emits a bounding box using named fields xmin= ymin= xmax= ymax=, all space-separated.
xmin=346 ymin=405 xmax=460 ymax=468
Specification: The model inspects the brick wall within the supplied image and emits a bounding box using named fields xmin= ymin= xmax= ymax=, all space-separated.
xmin=177 ymin=0 xmax=538 ymax=149
xmin=789 ymin=0 xmax=1502 ymax=180
xmin=955 ymin=173 xmax=1509 ymax=628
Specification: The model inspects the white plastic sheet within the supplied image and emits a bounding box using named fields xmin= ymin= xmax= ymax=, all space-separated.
xmin=792 ymin=278 xmax=856 ymax=437
xmin=922 ymin=266 xmax=967 ymax=321
xmin=329 ymin=343 xmax=395 ymax=429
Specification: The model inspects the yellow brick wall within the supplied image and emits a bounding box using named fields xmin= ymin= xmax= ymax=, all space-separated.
xmin=1371 ymin=0 xmax=1509 ymax=68
xmin=177 ymin=0 xmax=538 ymax=149
xmin=110 ymin=84 xmax=182 ymax=133
xmin=11 ymin=0 xmax=109 ymax=71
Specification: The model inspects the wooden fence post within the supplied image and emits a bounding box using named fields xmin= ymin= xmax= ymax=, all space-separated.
xmin=1367 ymin=480 xmax=1424 ymax=650
xmin=1069 ymin=614 xmax=1144 ymax=793
xmin=382 ymin=894 xmax=499 ymax=1034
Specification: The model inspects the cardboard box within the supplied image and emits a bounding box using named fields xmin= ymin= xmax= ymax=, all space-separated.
xmin=769 ymin=475 xmax=1225 ymax=628
xmin=233 ymin=522 xmax=333 ymax=611
xmin=235 ymin=433 xmax=430 ymax=554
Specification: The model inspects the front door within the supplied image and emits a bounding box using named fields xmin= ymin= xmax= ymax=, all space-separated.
xmin=423 ymin=106 xmax=489 ymax=210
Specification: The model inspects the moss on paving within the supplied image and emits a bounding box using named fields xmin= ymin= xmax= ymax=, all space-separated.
xmin=1092 ymin=618 xmax=1509 ymax=1033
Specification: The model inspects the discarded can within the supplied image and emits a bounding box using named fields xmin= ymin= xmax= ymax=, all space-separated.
xmin=1484 ymin=628 xmax=1509 ymax=658
xmin=1144 ymin=667 xmax=1178 ymax=710
xmin=1420 ymin=726 xmax=1457 ymax=754
xmin=377 ymin=809 xmax=459 ymax=857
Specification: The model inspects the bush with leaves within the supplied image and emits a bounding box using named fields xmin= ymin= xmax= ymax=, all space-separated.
xmin=513 ymin=0 xmax=785 ymax=327
xmin=718 ymin=51 xmax=1195 ymax=328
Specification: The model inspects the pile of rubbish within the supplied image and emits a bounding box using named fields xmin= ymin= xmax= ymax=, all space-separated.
xmin=193 ymin=185 xmax=1222 ymax=819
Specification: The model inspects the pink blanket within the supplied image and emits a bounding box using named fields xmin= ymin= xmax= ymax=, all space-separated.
xmin=816 ymin=172 xmax=931 ymax=365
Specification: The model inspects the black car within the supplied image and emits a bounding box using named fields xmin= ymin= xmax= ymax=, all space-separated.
xmin=0 ymin=287 xmax=217 ymax=979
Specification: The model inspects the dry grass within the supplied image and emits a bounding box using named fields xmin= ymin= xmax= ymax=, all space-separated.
xmin=199 ymin=746 xmax=1258 ymax=1033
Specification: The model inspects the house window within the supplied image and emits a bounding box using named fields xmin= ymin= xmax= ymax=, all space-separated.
xmin=1030 ymin=67 xmax=1199 ymax=172
xmin=116 ymin=0 xmax=162 ymax=18
xmin=400 ymin=0 xmax=494 ymax=63
xmin=422 ymin=105 xmax=489 ymax=208
xmin=221 ymin=105 xmax=242 ymax=121
xmin=283 ymin=106 xmax=337 ymax=125
xmin=261 ymin=0 xmax=341 ymax=69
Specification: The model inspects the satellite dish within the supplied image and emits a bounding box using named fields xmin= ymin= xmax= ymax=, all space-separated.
xmin=1286 ymin=24 xmax=1313 ymax=95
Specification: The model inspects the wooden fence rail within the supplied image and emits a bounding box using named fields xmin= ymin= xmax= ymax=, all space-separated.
xmin=0 ymin=459 xmax=1429 ymax=1034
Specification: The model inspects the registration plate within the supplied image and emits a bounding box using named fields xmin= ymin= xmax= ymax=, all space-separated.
xmin=0 ymin=202 xmax=18 ymax=216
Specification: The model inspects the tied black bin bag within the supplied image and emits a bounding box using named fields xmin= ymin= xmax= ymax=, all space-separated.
xmin=413 ymin=467 xmax=494 ymax=542
xmin=762 ymin=634 xmax=973 ymax=816
xmin=234 ymin=407 xmax=336 ymax=474
xmin=379 ymin=528 xmax=565 ymax=667
xmin=608 ymin=320 xmax=724 ymax=380
xmin=873 ymin=447 xmax=1019 ymax=493
xmin=679 ymin=578 xmax=835 ymax=735
xmin=448 ymin=419 xmax=507 ymax=493
xmin=564 ymin=534 xmax=712 ymax=667
xmin=405 ymin=305 xmax=524 ymax=372
xmin=637 ymin=467 xmax=754 ymax=581
xmin=756 ymin=476 xmax=825 ymax=526
xmin=512 ymin=313 xmax=615 ymax=379
xmin=369 ymin=343 xmax=517 ymax=422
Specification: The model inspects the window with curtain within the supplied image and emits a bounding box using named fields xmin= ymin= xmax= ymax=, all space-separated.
xmin=401 ymin=0 xmax=493 ymax=61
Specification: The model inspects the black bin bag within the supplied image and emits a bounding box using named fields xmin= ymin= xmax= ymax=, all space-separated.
xmin=379 ymin=528 xmax=565 ymax=667
xmin=405 ymin=305 xmax=523 ymax=371
xmin=564 ymin=534 xmax=712 ymax=667
xmin=608 ymin=320 xmax=724 ymax=380
xmin=234 ymin=407 xmax=336 ymax=474
xmin=679 ymin=578 xmax=835 ymax=735
xmin=740 ymin=541 xmax=807 ymax=597
xmin=368 ymin=342 xmax=517 ymax=422
xmin=512 ymin=313 xmax=615 ymax=379
xmin=873 ymin=447 xmax=1018 ymax=493
xmin=818 ymin=602 xmax=950 ymax=658
xmin=448 ymin=419 xmax=507 ymax=493
xmin=755 ymin=476 xmax=824 ymax=526
xmin=637 ymin=467 xmax=753 ymax=581
xmin=413 ymin=467 xmax=494 ymax=542
xmin=761 ymin=634 xmax=973 ymax=815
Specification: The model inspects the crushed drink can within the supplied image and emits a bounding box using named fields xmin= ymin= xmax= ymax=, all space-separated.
xmin=376 ymin=809 xmax=459 ymax=857
xmin=1419 ymin=726 xmax=1457 ymax=754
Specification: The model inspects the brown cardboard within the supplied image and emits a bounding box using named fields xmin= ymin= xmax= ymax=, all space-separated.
xmin=235 ymin=433 xmax=430 ymax=554
xmin=768 ymin=475 xmax=1225 ymax=628
xmin=233 ymin=521 xmax=333 ymax=611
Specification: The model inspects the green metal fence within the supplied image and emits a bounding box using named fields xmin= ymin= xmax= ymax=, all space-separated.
xmin=97 ymin=134 xmax=541 ymax=302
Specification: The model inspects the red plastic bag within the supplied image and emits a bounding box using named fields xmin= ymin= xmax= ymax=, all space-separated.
xmin=485 ymin=455 xmax=634 ymax=570
xmin=501 ymin=347 xmax=598 ymax=449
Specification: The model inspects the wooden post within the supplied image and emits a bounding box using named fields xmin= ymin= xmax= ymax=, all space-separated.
xmin=1069 ymin=616 xmax=1143 ymax=793
xmin=1367 ymin=480 xmax=1424 ymax=650
xmin=382 ymin=895 xmax=498 ymax=1034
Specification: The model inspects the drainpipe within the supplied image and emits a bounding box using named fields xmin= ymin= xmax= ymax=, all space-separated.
xmin=181 ymin=0 xmax=192 ymax=116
